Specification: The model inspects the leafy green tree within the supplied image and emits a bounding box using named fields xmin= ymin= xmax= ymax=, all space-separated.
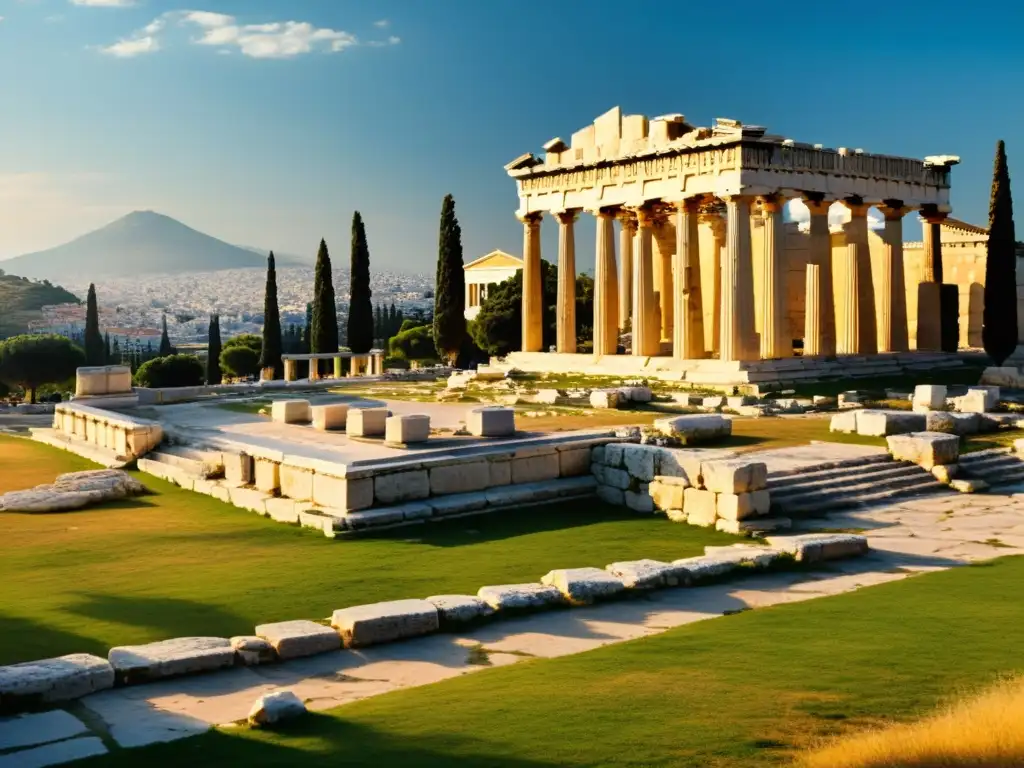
xmin=83 ymin=283 xmax=105 ymax=366
xmin=984 ymin=139 xmax=1019 ymax=365
xmin=347 ymin=212 xmax=374 ymax=353
xmin=259 ymin=251 xmax=283 ymax=378
xmin=433 ymin=194 xmax=466 ymax=364
xmin=0 ymin=334 xmax=85 ymax=403
xmin=472 ymin=260 xmax=570 ymax=356
xmin=158 ymin=315 xmax=174 ymax=356
xmin=220 ymin=344 xmax=261 ymax=379
xmin=207 ymin=314 xmax=222 ymax=385
xmin=134 ymin=354 xmax=204 ymax=388
xmin=389 ymin=324 xmax=439 ymax=363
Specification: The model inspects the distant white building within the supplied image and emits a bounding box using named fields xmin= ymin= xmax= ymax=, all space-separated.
xmin=463 ymin=250 xmax=523 ymax=320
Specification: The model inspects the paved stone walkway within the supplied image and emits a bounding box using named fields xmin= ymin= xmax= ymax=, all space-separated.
xmin=5 ymin=480 xmax=1024 ymax=766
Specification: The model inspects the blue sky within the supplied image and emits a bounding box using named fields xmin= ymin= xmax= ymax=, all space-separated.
xmin=0 ymin=0 xmax=1021 ymax=274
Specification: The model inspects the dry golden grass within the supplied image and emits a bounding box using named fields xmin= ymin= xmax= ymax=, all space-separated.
xmin=802 ymin=676 xmax=1024 ymax=768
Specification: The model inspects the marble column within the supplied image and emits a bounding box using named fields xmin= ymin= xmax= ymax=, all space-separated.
xmin=700 ymin=209 xmax=725 ymax=355
xmin=838 ymin=199 xmax=875 ymax=354
xmin=922 ymin=211 xmax=946 ymax=283
xmin=617 ymin=212 xmax=635 ymax=330
xmin=673 ymin=198 xmax=705 ymax=359
xmin=284 ymin=359 xmax=297 ymax=382
xmin=593 ymin=209 xmax=619 ymax=356
xmin=519 ymin=212 xmax=543 ymax=352
xmin=333 ymin=356 xmax=343 ymax=378
xmin=759 ymin=194 xmax=788 ymax=359
xmin=878 ymin=202 xmax=910 ymax=353
xmin=654 ymin=217 xmax=673 ymax=341
xmin=720 ymin=195 xmax=756 ymax=362
xmin=803 ymin=196 xmax=836 ymax=356
xmin=309 ymin=357 xmax=321 ymax=381
xmin=632 ymin=206 xmax=658 ymax=356
xmin=555 ymin=210 xmax=577 ymax=353
xmin=804 ymin=264 xmax=821 ymax=356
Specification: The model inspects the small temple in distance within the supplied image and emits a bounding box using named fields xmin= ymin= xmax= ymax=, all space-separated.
xmin=497 ymin=106 xmax=983 ymax=388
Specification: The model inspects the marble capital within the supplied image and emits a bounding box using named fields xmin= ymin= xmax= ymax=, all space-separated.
xmin=801 ymin=196 xmax=832 ymax=217
xmin=839 ymin=197 xmax=871 ymax=217
xmin=878 ymin=201 xmax=911 ymax=220
xmin=517 ymin=211 xmax=543 ymax=228
xmin=554 ymin=210 xmax=579 ymax=225
xmin=757 ymin=193 xmax=786 ymax=214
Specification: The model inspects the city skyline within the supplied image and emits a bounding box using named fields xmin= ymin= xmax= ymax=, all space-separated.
xmin=0 ymin=0 xmax=1020 ymax=274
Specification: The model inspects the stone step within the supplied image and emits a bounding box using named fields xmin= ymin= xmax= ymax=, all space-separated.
xmin=771 ymin=470 xmax=941 ymax=507
xmin=28 ymin=428 xmax=131 ymax=469
xmin=145 ymin=449 xmax=222 ymax=479
xmin=137 ymin=457 xmax=206 ymax=489
xmin=774 ymin=479 xmax=948 ymax=515
xmin=768 ymin=462 xmax=926 ymax=495
xmin=766 ymin=453 xmax=894 ymax=485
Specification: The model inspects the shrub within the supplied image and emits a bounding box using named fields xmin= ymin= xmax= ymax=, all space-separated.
xmin=389 ymin=324 xmax=439 ymax=363
xmin=134 ymin=354 xmax=204 ymax=388
xmin=220 ymin=344 xmax=261 ymax=379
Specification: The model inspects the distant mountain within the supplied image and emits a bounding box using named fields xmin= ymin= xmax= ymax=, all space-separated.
xmin=236 ymin=245 xmax=312 ymax=267
xmin=0 ymin=211 xmax=290 ymax=280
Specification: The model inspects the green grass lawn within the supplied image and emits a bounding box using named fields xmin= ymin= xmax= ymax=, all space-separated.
xmin=0 ymin=435 xmax=739 ymax=666
xmin=81 ymin=556 xmax=1024 ymax=768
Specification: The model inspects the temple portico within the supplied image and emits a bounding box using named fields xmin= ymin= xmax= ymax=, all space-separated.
xmin=503 ymin=107 xmax=961 ymax=383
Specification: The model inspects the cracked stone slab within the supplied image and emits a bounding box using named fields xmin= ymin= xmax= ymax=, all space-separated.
xmin=0 ymin=710 xmax=87 ymax=751
xmin=0 ymin=736 xmax=107 ymax=768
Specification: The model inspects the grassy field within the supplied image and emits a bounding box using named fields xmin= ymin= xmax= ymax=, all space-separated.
xmin=79 ymin=556 xmax=1024 ymax=768
xmin=0 ymin=435 xmax=739 ymax=666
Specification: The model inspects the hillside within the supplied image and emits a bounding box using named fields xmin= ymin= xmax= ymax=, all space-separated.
xmin=0 ymin=272 xmax=79 ymax=338
xmin=0 ymin=211 xmax=289 ymax=281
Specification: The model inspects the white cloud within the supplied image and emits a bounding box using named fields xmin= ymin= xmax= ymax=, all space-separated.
xmin=373 ymin=19 xmax=389 ymax=28
xmin=100 ymin=34 xmax=158 ymax=57
xmin=70 ymin=0 xmax=136 ymax=6
xmin=367 ymin=35 xmax=400 ymax=47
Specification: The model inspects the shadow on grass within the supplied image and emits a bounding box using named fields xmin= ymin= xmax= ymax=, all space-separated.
xmin=64 ymin=594 xmax=251 ymax=643
xmin=0 ymin=612 xmax=109 ymax=667
xmin=78 ymin=713 xmax=567 ymax=767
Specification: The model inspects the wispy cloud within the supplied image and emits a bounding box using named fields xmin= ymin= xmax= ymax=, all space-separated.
xmin=367 ymin=35 xmax=400 ymax=47
xmin=373 ymin=19 xmax=389 ymax=28
xmin=71 ymin=0 xmax=136 ymax=6
xmin=101 ymin=34 xmax=159 ymax=57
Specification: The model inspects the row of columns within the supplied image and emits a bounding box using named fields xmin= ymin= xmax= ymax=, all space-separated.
xmin=281 ymin=353 xmax=385 ymax=383
xmin=519 ymin=194 xmax=924 ymax=362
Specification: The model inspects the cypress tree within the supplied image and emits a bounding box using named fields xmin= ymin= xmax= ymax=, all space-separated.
xmin=103 ymin=332 xmax=111 ymax=364
xmin=983 ymin=140 xmax=1019 ymax=365
xmin=258 ymin=251 xmax=283 ymax=378
xmin=433 ymin=194 xmax=467 ymax=364
xmin=112 ymin=338 xmax=120 ymax=362
xmin=83 ymin=283 xmax=105 ymax=366
xmin=158 ymin=315 xmax=173 ymax=356
xmin=347 ymin=212 xmax=374 ymax=353
xmin=310 ymin=239 xmax=339 ymax=355
xmin=388 ymin=303 xmax=397 ymax=336
xmin=207 ymin=314 xmax=222 ymax=385
xmin=374 ymin=304 xmax=383 ymax=344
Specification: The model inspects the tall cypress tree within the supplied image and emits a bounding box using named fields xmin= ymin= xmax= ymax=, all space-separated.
xmin=259 ymin=251 xmax=284 ymax=378
xmin=433 ymin=194 xmax=466 ymax=364
xmin=207 ymin=314 xmax=222 ymax=385
xmin=103 ymin=332 xmax=111 ymax=364
xmin=159 ymin=315 xmax=173 ymax=356
xmin=310 ymin=239 xmax=339 ymax=356
xmin=374 ymin=304 xmax=383 ymax=344
xmin=983 ymin=140 xmax=1019 ymax=365
xmin=347 ymin=212 xmax=374 ymax=353
xmin=83 ymin=283 xmax=105 ymax=366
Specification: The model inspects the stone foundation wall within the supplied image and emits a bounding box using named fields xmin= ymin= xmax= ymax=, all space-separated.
xmin=52 ymin=403 xmax=162 ymax=460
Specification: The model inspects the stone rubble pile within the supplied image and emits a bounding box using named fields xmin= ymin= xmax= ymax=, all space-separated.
xmin=0 ymin=531 xmax=868 ymax=714
xmin=0 ymin=470 xmax=147 ymax=514
xmin=590 ymin=441 xmax=789 ymax=535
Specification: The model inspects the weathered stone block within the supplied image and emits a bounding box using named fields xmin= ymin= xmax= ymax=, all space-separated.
xmin=605 ymin=559 xmax=689 ymax=589
xmin=886 ymin=431 xmax=959 ymax=470
xmin=603 ymin=467 xmax=631 ymax=490
xmin=716 ymin=492 xmax=758 ymax=521
xmin=310 ymin=403 xmax=348 ymax=431
xmin=657 ymin=450 xmax=701 ymax=483
xmin=253 ymin=458 xmax=280 ymax=493
xmin=386 ymin=414 xmax=430 ymax=444
xmin=765 ymin=533 xmax=868 ymax=563
xmin=265 ymin=497 xmax=299 ymax=524
xmin=108 ymin=637 xmax=234 ymax=685
xmin=856 ymin=410 xmax=926 ymax=437
xmin=623 ymin=444 xmax=657 ymax=481
xmin=596 ymin=485 xmax=624 ymax=506
xmin=425 ymin=595 xmax=494 ymax=625
xmin=701 ymin=460 xmax=767 ymax=494
xmin=829 ymin=410 xmax=859 ymax=433
xmin=559 ymin=447 xmax=592 ymax=477
xmin=340 ymin=507 xmax=405 ymax=529
xmin=279 ymin=464 xmax=314 ymax=502
xmin=541 ymin=567 xmax=627 ymax=605
xmin=726 ymin=395 xmax=756 ymax=409
xmin=347 ymin=407 xmax=388 ymax=437
xmin=590 ymin=390 xmax=622 ymax=409
xmin=467 ymin=406 xmax=515 ymax=437
xmin=0 ymin=654 xmax=113 ymax=708
xmin=430 ymin=461 xmax=489 ymax=495
xmin=625 ymin=489 xmax=654 ymax=513
xmin=931 ymin=464 xmax=959 ymax=483
xmin=653 ymin=414 xmax=731 ymax=443
xmin=912 ymin=384 xmax=947 ymax=411
xmin=716 ymin=517 xmax=791 ymax=535
xmin=951 ymin=478 xmax=989 ymax=493
xmin=488 ymin=458 xmax=511 ymax=486
xmin=511 ymin=454 xmax=559 ymax=484
xmin=249 ymin=690 xmax=307 ymax=728
xmin=603 ymin=443 xmax=626 ymax=468
xmin=223 ymin=452 xmax=253 ymax=485
xmin=231 ymin=636 xmax=276 ymax=666
xmin=271 ymin=400 xmax=310 ymax=424
xmin=331 ymin=599 xmax=439 ymax=648
xmin=683 ymin=487 xmax=717 ymax=526
xmin=428 ymin=492 xmax=488 ymax=517
xmin=374 ymin=469 xmax=430 ymax=504
xmin=649 ymin=479 xmax=684 ymax=511
xmin=312 ymin=473 xmax=373 ymax=512
xmin=476 ymin=583 xmax=565 ymax=611
xmin=618 ymin=386 xmax=652 ymax=403
xmin=228 ymin=486 xmax=269 ymax=514
xmin=926 ymin=411 xmax=980 ymax=436
xmin=255 ymin=620 xmax=341 ymax=660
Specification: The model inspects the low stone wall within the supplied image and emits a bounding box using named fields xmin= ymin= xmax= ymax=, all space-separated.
xmin=51 ymin=403 xmax=162 ymax=461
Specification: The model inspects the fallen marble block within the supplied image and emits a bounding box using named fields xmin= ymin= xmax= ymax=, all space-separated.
xmin=385 ymin=414 xmax=430 ymax=444
xmin=231 ymin=636 xmax=277 ymax=666
xmin=765 ymin=533 xmax=868 ymax=563
xmin=856 ymin=410 xmax=926 ymax=437
xmin=0 ymin=469 xmax=147 ymax=513
xmin=652 ymin=414 xmax=731 ymax=443
xmin=672 ymin=546 xmax=783 ymax=583
xmin=670 ymin=555 xmax=744 ymax=582
xmin=0 ymin=654 xmax=114 ymax=711
xmin=331 ymin=599 xmax=439 ymax=648
xmin=271 ymin=399 xmax=310 ymax=424
xmin=950 ymin=478 xmax=989 ymax=493
xmin=477 ymin=583 xmax=565 ymax=611
xmin=255 ymin=620 xmax=341 ymax=660
xmin=425 ymin=595 xmax=495 ymax=626
xmin=829 ymin=410 xmax=859 ymax=433
xmin=605 ymin=559 xmax=689 ymax=589
xmin=468 ymin=406 xmax=516 ymax=437
xmin=541 ymin=567 xmax=627 ymax=605
xmin=912 ymin=384 xmax=947 ymax=411
xmin=701 ymin=459 xmax=768 ymax=494
xmin=886 ymin=431 xmax=959 ymax=470
xmin=925 ymin=411 xmax=980 ymax=436
xmin=589 ymin=390 xmax=623 ymax=409
xmin=248 ymin=690 xmax=307 ymax=728
xmin=108 ymin=637 xmax=235 ymax=685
